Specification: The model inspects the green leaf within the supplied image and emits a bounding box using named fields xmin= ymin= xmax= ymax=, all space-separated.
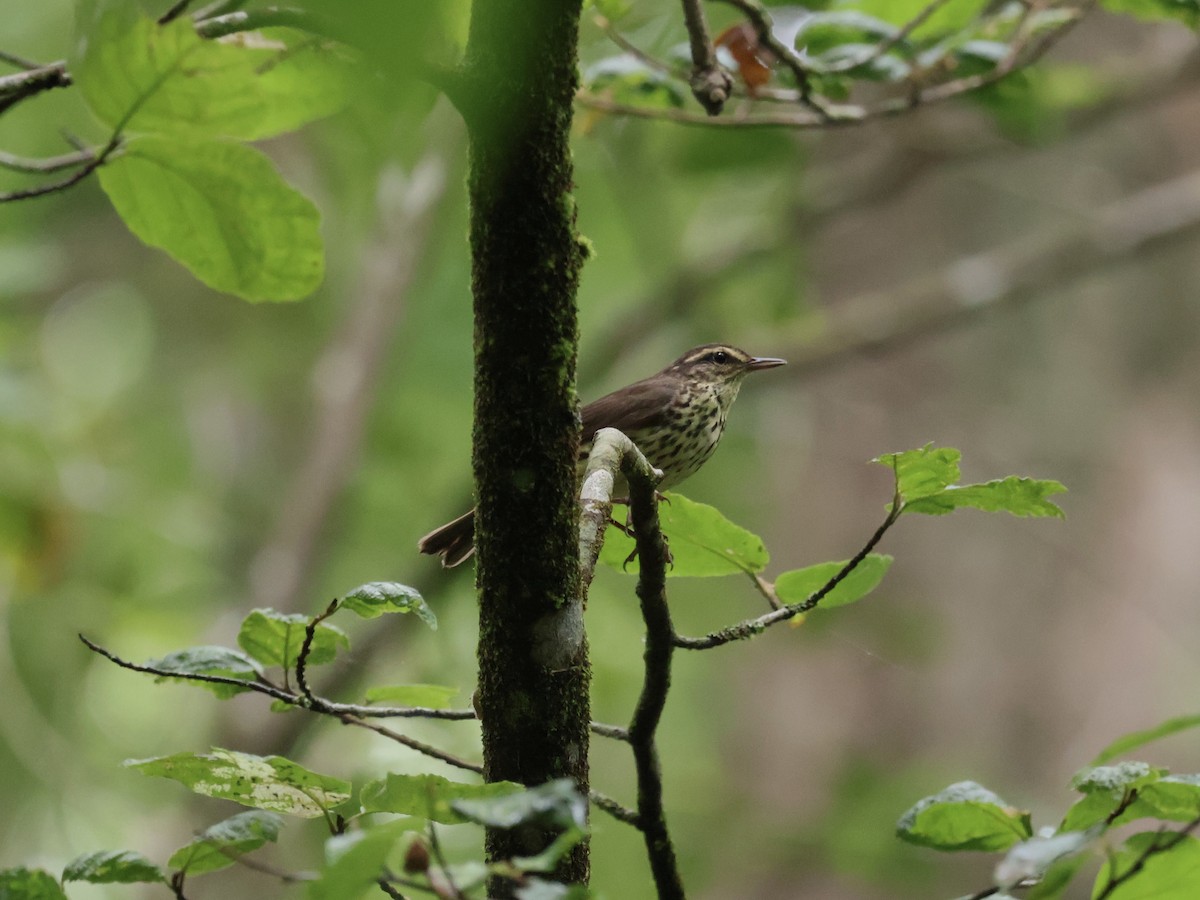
xmin=359 ymin=774 xmax=525 ymax=825
xmin=511 ymin=827 xmax=587 ymax=874
xmin=126 ymin=748 xmax=351 ymax=818
xmin=1133 ymin=776 xmax=1200 ymax=822
xmin=598 ymin=492 xmax=769 ymax=577
xmin=516 ymin=880 xmax=593 ymax=900
xmin=584 ymin=57 xmax=687 ymax=109
xmin=1027 ymin=854 xmax=1091 ymax=900
xmin=1062 ymin=762 xmax=1167 ymax=830
xmin=994 ymin=830 xmax=1096 ymax=892
xmin=62 ymin=851 xmax=163 ymax=884
xmin=873 ymin=445 xmax=961 ymax=503
xmin=794 ymin=10 xmax=899 ymax=56
xmin=97 ymin=136 xmax=324 ymax=302
xmin=1093 ymin=832 xmax=1200 ymax=899
xmin=167 ymin=810 xmax=283 ymax=875
xmin=896 ymin=781 xmax=1032 ymax=851
xmin=309 ymin=819 xmax=424 ymax=900
xmin=904 ymin=476 xmax=1067 ymax=518
xmin=0 ymin=868 xmax=68 ymax=900
xmin=773 ymin=553 xmax=892 ymax=610
xmin=145 ymin=646 xmax=263 ymax=697
xmin=1092 ymin=714 xmax=1200 ymax=765
xmin=453 ymin=779 xmax=587 ymax=832
xmin=849 ymin=0 xmax=984 ymax=36
xmin=1099 ymin=0 xmax=1200 ymax=27
xmin=363 ymin=684 xmax=459 ymax=708
xmin=77 ymin=12 xmax=354 ymax=140
xmin=339 ymin=582 xmax=437 ymax=629
xmin=237 ymin=608 xmax=348 ymax=670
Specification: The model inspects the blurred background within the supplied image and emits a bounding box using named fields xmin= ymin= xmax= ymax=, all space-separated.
xmin=3 ymin=2 xmax=1200 ymax=898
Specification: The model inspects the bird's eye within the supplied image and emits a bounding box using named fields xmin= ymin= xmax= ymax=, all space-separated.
xmin=711 ymin=350 xmax=728 ymax=364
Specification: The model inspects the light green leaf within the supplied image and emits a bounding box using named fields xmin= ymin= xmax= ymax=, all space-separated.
xmin=1062 ymin=762 xmax=1167 ymax=830
xmin=0 ymin=868 xmax=67 ymax=900
xmin=584 ymin=56 xmax=687 ymax=109
xmin=873 ymin=445 xmax=961 ymax=503
xmin=97 ymin=136 xmax=323 ymax=302
xmin=897 ymin=781 xmax=1032 ymax=851
xmin=363 ymin=684 xmax=459 ymax=708
xmin=1133 ymin=776 xmax=1200 ymax=822
xmin=453 ymin=779 xmax=587 ymax=832
xmin=599 ymin=492 xmax=768 ymax=577
xmin=848 ymin=0 xmax=984 ymax=35
xmin=146 ymin=646 xmax=263 ymax=697
xmin=1092 ymin=714 xmax=1200 ymax=765
xmin=309 ymin=819 xmax=424 ymax=900
xmin=77 ymin=12 xmax=354 ymax=140
xmin=237 ymin=608 xmax=348 ymax=670
xmin=167 ymin=811 xmax=283 ymax=875
xmin=359 ymin=774 xmax=524 ymax=825
xmin=339 ymin=582 xmax=437 ymax=629
xmin=1093 ymin=832 xmax=1200 ymax=899
xmin=62 ymin=851 xmax=163 ymax=884
xmin=904 ymin=476 xmax=1067 ymax=518
xmin=994 ymin=830 xmax=1096 ymax=892
xmin=126 ymin=748 xmax=351 ymax=818
xmin=1099 ymin=0 xmax=1200 ymax=27
xmin=1027 ymin=854 xmax=1091 ymax=900
xmin=773 ymin=554 xmax=892 ymax=610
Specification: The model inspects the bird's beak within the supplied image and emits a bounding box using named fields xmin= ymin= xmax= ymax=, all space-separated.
xmin=747 ymin=356 xmax=787 ymax=371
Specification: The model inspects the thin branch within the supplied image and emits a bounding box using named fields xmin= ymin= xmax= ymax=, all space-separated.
xmin=590 ymin=721 xmax=630 ymax=741
xmin=0 ymin=49 xmax=40 ymax=70
xmin=296 ymin=598 xmax=340 ymax=701
xmin=336 ymin=714 xmax=483 ymax=774
xmin=821 ymin=0 xmax=955 ymax=74
xmin=0 ymin=147 xmax=97 ymax=174
xmin=1094 ymin=814 xmax=1200 ymax=900
xmin=593 ymin=14 xmax=679 ymax=77
xmin=158 ymin=0 xmax=196 ymax=25
xmin=590 ymin=789 xmax=640 ymax=827
xmin=0 ymin=61 xmax=72 ymax=115
xmin=674 ymin=502 xmax=902 ymax=650
xmin=679 ymin=0 xmax=733 ymax=114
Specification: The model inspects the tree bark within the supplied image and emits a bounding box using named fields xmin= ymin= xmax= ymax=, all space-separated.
xmin=461 ymin=0 xmax=589 ymax=889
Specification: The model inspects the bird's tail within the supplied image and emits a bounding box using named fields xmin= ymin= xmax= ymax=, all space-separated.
xmin=417 ymin=509 xmax=476 ymax=568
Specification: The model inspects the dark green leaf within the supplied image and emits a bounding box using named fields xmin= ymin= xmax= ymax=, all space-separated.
xmin=359 ymin=774 xmax=524 ymax=825
xmin=126 ymin=748 xmax=351 ymax=818
xmin=339 ymin=581 xmax=436 ymax=629
xmin=453 ymin=779 xmax=587 ymax=832
xmin=773 ymin=553 xmax=892 ymax=610
xmin=599 ymin=492 xmax=769 ymax=577
xmin=77 ymin=12 xmax=354 ymax=140
xmin=363 ymin=684 xmax=459 ymax=708
xmin=62 ymin=851 xmax=163 ymax=884
xmin=512 ymin=828 xmax=587 ymax=874
xmin=0 ymin=868 xmax=67 ymax=900
xmin=1092 ymin=714 xmax=1200 ymax=765
xmin=97 ymin=137 xmax=324 ymax=302
xmin=873 ymin=445 xmax=960 ymax=503
xmin=897 ymin=781 xmax=1032 ymax=851
xmin=1093 ymin=832 xmax=1200 ymax=899
xmin=146 ymin=646 xmax=263 ymax=697
xmin=237 ymin=608 xmax=348 ymax=670
xmin=903 ymin=476 xmax=1067 ymax=518
xmin=167 ymin=811 xmax=283 ymax=875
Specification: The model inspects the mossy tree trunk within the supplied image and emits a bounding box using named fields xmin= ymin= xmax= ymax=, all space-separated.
xmin=460 ymin=0 xmax=590 ymax=888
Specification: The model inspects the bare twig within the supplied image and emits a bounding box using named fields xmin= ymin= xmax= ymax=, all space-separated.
xmin=679 ymin=0 xmax=733 ymax=114
xmin=1094 ymin=814 xmax=1200 ymax=900
xmin=821 ymin=0 xmax=955 ymax=75
xmin=0 ymin=49 xmax=40 ymax=70
xmin=0 ymin=61 xmax=71 ymax=115
xmin=590 ymin=789 xmax=640 ymax=827
xmin=158 ymin=0 xmax=196 ymax=25
xmin=590 ymin=721 xmax=630 ymax=741
xmin=0 ymin=147 xmax=97 ymax=174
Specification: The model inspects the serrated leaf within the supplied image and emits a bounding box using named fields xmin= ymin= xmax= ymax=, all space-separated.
xmin=126 ymin=748 xmax=350 ymax=818
xmin=77 ymin=12 xmax=354 ymax=140
xmin=0 ymin=868 xmax=67 ymax=900
xmin=237 ymin=608 xmax=348 ymax=670
xmin=599 ymin=492 xmax=768 ymax=577
xmin=62 ymin=851 xmax=163 ymax=884
xmin=904 ymin=476 xmax=1067 ymax=518
xmin=453 ymin=779 xmax=587 ymax=832
xmin=1092 ymin=714 xmax=1200 ymax=765
xmin=363 ymin=684 xmax=459 ymax=708
xmin=874 ymin=445 xmax=961 ymax=502
xmin=97 ymin=136 xmax=323 ymax=302
xmin=1093 ymin=832 xmax=1200 ymax=899
xmin=897 ymin=781 xmax=1032 ymax=851
xmin=995 ymin=830 xmax=1096 ymax=891
xmin=359 ymin=774 xmax=524 ymax=825
xmin=168 ymin=810 xmax=283 ymax=875
xmin=309 ymin=819 xmax=424 ymax=900
xmin=145 ymin=646 xmax=263 ymax=698
xmin=773 ymin=553 xmax=892 ymax=611
xmin=339 ymin=582 xmax=436 ymax=629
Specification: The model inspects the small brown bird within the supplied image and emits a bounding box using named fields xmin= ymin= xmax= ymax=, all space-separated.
xmin=418 ymin=343 xmax=786 ymax=567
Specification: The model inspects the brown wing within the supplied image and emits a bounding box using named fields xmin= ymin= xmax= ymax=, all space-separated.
xmin=581 ymin=375 xmax=675 ymax=440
